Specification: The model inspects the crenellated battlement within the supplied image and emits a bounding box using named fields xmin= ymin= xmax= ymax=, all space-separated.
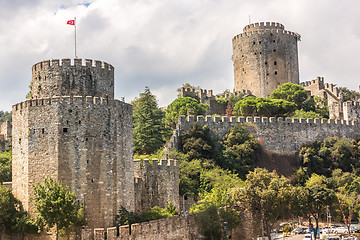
xmin=232 ymin=28 xmax=298 ymax=42
xmin=32 ymin=58 xmax=114 ymax=72
xmin=243 ymin=22 xmax=284 ymax=32
xmin=12 ymin=95 xmax=129 ymax=112
xmin=343 ymin=100 xmax=360 ymax=121
xmin=163 ymin=114 xmax=360 ymax=156
xmin=178 ymin=115 xmax=357 ymax=126
xmin=133 ymin=159 xmax=178 ymax=168
xmin=31 ymin=58 xmax=115 ymax=99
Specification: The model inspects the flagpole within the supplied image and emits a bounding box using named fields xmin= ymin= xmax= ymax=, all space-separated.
xmin=74 ymin=17 xmax=77 ymax=58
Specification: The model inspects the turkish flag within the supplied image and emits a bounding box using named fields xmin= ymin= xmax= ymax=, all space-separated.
xmin=67 ymin=20 xmax=75 ymax=25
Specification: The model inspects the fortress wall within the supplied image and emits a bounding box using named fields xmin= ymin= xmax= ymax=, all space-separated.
xmin=12 ymin=96 xmax=134 ymax=228
xmin=343 ymin=101 xmax=360 ymax=121
xmin=134 ymin=159 xmax=179 ymax=212
xmin=0 ymin=120 xmax=11 ymax=140
xmin=165 ymin=115 xmax=360 ymax=155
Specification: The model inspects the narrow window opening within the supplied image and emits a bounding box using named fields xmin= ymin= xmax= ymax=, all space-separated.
xmin=273 ymin=49 xmax=276 ymax=52
xmin=275 ymin=71 xmax=278 ymax=75
xmin=273 ymin=40 xmax=275 ymax=43
xmin=254 ymin=52 xmax=257 ymax=55
xmin=42 ymin=128 xmax=45 ymax=134
xmin=253 ymin=41 xmax=255 ymax=45
xmin=63 ymin=128 xmax=68 ymax=133
xmin=79 ymin=120 xmax=81 ymax=125
xmin=91 ymin=179 xmax=94 ymax=183
xmin=266 ymin=73 xmax=269 ymax=76
xmin=260 ymin=52 xmax=262 ymax=55
xmin=274 ymin=61 xmax=277 ymax=65
xmin=85 ymin=138 xmax=88 ymax=141
xmin=265 ymin=61 xmax=268 ymax=65
xmin=18 ymin=138 xmax=21 ymax=144
xmin=66 ymin=120 xmax=69 ymax=124
xmin=87 ymin=160 xmax=89 ymax=164
xmin=259 ymin=41 xmax=261 ymax=44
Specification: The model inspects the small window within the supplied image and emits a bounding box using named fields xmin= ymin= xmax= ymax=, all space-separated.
xmin=18 ymin=138 xmax=21 ymax=144
xmin=254 ymin=52 xmax=257 ymax=55
xmin=63 ymin=128 xmax=68 ymax=133
xmin=85 ymin=138 xmax=88 ymax=141
xmin=275 ymin=71 xmax=278 ymax=75
xmin=273 ymin=40 xmax=275 ymax=43
xmin=259 ymin=52 xmax=262 ymax=55
xmin=273 ymin=49 xmax=276 ymax=52
xmin=87 ymin=160 xmax=89 ymax=164
xmin=259 ymin=41 xmax=261 ymax=44
xmin=79 ymin=120 xmax=81 ymax=125
xmin=91 ymin=179 xmax=94 ymax=183
xmin=265 ymin=61 xmax=268 ymax=65
xmin=266 ymin=73 xmax=269 ymax=76
xmin=66 ymin=120 xmax=69 ymax=124
xmin=42 ymin=128 xmax=45 ymax=134
xmin=274 ymin=61 xmax=277 ymax=65
xmin=242 ymin=55 xmax=244 ymax=57
xmin=253 ymin=41 xmax=255 ymax=45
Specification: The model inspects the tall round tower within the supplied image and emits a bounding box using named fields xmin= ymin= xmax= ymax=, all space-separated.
xmin=232 ymin=22 xmax=300 ymax=97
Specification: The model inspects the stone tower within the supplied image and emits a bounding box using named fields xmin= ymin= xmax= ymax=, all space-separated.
xmin=12 ymin=59 xmax=134 ymax=229
xmin=232 ymin=22 xmax=300 ymax=97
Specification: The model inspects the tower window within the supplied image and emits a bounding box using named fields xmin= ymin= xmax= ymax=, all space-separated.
xmin=79 ymin=120 xmax=81 ymax=125
xmin=273 ymin=49 xmax=276 ymax=52
xmin=273 ymin=40 xmax=275 ymax=43
xmin=274 ymin=61 xmax=277 ymax=65
xmin=63 ymin=128 xmax=68 ymax=133
xmin=275 ymin=71 xmax=278 ymax=75
xmin=253 ymin=42 xmax=255 ymax=45
xmin=265 ymin=61 xmax=268 ymax=65
xmin=259 ymin=41 xmax=261 ymax=44
xmin=254 ymin=52 xmax=257 ymax=55
xmin=42 ymin=128 xmax=45 ymax=134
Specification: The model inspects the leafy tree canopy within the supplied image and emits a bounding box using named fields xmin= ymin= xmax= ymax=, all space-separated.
xmin=233 ymin=97 xmax=297 ymax=117
xmin=0 ymin=149 xmax=11 ymax=183
xmin=132 ymin=87 xmax=171 ymax=155
xmin=269 ymin=83 xmax=308 ymax=107
xmin=32 ymin=178 xmax=81 ymax=239
xmin=165 ymin=97 xmax=207 ymax=128
xmin=339 ymin=87 xmax=360 ymax=102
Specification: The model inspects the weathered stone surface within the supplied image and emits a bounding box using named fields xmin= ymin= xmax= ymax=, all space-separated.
xmin=233 ymin=22 xmax=299 ymax=97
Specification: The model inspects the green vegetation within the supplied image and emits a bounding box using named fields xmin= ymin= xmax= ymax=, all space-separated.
xmin=32 ymin=178 xmax=82 ymax=240
xmin=0 ymin=111 xmax=11 ymax=124
xmin=116 ymin=202 xmax=178 ymax=226
xmin=269 ymin=82 xmax=308 ymax=107
xmin=132 ymin=87 xmax=171 ymax=155
xmin=165 ymin=97 xmax=207 ymax=128
xmin=0 ymin=185 xmax=37 ymax=234
xmin=339 ymin=87 xmax=360 ymax=102
xmin=0 ymin=149 xmax=11 ymax=183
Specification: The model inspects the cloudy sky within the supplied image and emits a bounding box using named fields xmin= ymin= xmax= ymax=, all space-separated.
xmin=0 ymin=0 xmax=359 ymax=111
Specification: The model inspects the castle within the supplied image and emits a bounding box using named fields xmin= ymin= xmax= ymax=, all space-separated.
xmin=10 ymin=59 xmax=179 ymax=237
xmin=1 ymin=21 xmax=360 ymax=240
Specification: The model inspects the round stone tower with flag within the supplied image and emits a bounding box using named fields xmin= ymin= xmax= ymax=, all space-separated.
xmin=232 ymin=22 xmax=300 ymax=97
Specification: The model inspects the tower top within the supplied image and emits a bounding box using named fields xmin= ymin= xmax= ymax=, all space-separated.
xmin=31 ymin=58 xmax=114 ymax=99
xmin=243 ymin=22 xmax=285 ymax=33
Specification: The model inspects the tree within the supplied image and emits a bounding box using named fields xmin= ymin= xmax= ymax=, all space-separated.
xmin=232 ymin=168 xmax=292 ymax=240
xmin=222 ymin=124 xmax=259 ymax=178
xmin=0 ymin=185 xmax=36 ymax=234
xmin=179 ymin=122 xmax=219 ymax=161
xmin=133 ymin=87 xmax=171 ymax=155
xmin=233 ymin=97 xmax=297 ymax=117
xmin=339 ymin=87 xmax=360 ymax=102
xmin=0 ymin=149 xmax=11 ymax=183
xmin=32 ymin=178 xmax=81 ymax=240
xmin=165 ymin=97 xmax=207 ymax=128
xmin=269 ymin=83 xmax=308 ymax=107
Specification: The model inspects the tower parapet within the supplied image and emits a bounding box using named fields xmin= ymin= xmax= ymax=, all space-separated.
xmin=31 ymin=58 xmax=114 ymax=99
xmin=243 ymin=22 xmax=285 ymax=33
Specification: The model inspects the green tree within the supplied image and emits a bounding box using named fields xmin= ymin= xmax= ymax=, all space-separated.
xmin=233 ymin=168 xmax=292 ymax=240
xmin=233 ymin=97 xmax=297 ymax=117
xmin=0 ymin=149 xmax=11 ymax=183
xmin=0 ymin=185 xmax=36 ymax=234
xmin=339 ymin=87 xmax=360 ymax=102
xmin=0 ymin=111 xmax=12 ymax=124
xmin=32 ymin=178 xmax=81 ymax=240
xmin=222 ymin=125 xmax=259 ymax=178
xmin=269 ymin=83 xmax=308 ymax=107
xmin=195 ymin=205 xmax=222 ymax=240
xmin=165 ymin=97 xmax=207 ymax=128
xmin=179 ymin=122 xmax=219 ymax=161
xmin=133 ymin=87 xmax=171 ymax=155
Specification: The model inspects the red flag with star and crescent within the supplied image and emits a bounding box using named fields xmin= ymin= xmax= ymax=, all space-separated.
xmin=67 ymin=20 xmax=75 ymax=25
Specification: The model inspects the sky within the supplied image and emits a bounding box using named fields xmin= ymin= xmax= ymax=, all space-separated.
xmin=0 ymin=0 xmax=359 ymax=111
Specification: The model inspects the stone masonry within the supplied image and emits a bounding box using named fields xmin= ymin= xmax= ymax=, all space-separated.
xmin=12 ymin=59 xmax=134 ymax=229
xmin=164 ymin=115 xmax=360 ymax=156
xmin=232 ymin=22 xmax=300 ymax=97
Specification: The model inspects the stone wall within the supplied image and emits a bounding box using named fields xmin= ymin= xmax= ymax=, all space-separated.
xmin=233 ymin=22 xmax=299 ymax=97
xmin=134 ymin=159 xmax=179 ymax=212
xmin=343 ymin=101 xmax=360 ymax=121
xmin=0 ymin=120 xmax=11 ymax=140
xmin=12 ymin=96 xmax=134 ymax=229
xmin=165 ymin=115 xmax=360 ymax=156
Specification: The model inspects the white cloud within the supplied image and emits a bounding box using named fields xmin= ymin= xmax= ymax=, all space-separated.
xmin=0 ymin=0 xmax=359 ymax=111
